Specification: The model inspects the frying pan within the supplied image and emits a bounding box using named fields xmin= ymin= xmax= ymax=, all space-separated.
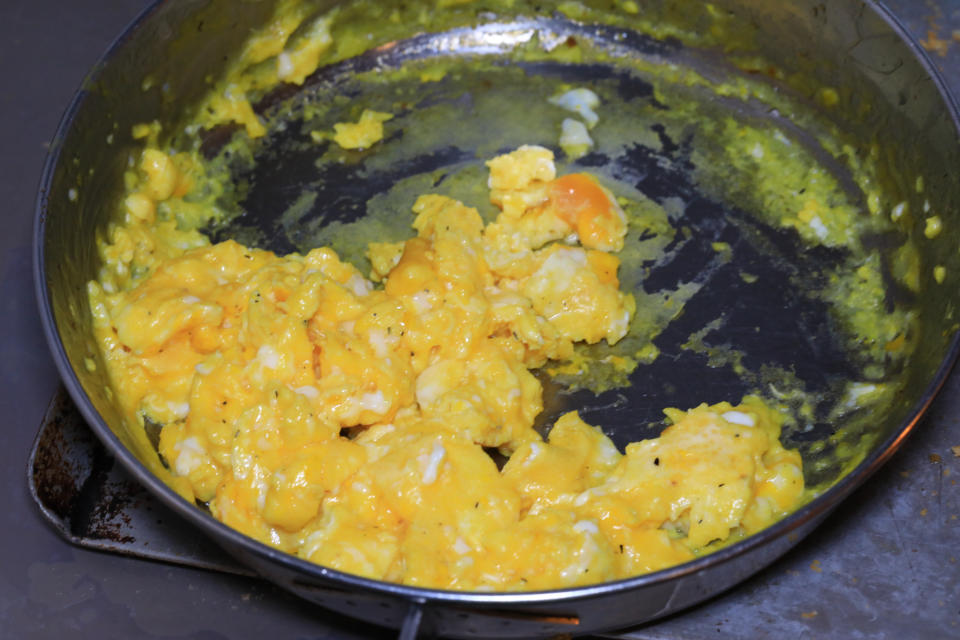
xmin=34 ymin=0 xmax=960 ymax=637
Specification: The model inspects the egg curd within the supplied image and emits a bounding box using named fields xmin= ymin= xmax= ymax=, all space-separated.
xmin=89 ymin=143 xmax=804 ymax=591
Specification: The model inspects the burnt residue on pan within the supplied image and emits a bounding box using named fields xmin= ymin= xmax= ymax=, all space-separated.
xmin=29 ymin=389 xmax=260 ymax=575
xmin=30 ymin=389 xmax=141 ymax=545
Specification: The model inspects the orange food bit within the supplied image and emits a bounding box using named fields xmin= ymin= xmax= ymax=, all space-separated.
xmin=549 ymin=173 xmax=619 ymax=250
xmin=551 ymin=173 xmax=613 ymax=224
xmin=884 ymin=333 xmax=906 ymax=352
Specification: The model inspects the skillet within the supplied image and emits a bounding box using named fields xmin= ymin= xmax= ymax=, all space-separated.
xmin=34 ymin=0 xmax=960 ymax=636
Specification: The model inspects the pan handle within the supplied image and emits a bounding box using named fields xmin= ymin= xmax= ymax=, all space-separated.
xmin=398 ymin=599 xmax=426 ymax=640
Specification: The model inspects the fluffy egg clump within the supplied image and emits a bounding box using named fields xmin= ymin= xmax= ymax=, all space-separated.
xmin=89 ymin=144 xmax=804 ymax=590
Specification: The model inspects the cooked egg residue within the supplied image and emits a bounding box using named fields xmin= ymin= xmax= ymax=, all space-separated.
xmin=549 ymin=87 xmax=600 ymax=158
xmin=559 ymin=118 xmax=594 ymax=159
xmin=549 ymin=88 xmax=601 ymax=128
xmin=331 ymin=109 xmax=394 ymax=150
xmin=90 ymin=142 xmax=804 ymax=591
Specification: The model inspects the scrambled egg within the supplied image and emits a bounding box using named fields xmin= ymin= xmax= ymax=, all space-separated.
xmin=329 ymin=109 xmax=394 ymax=149
xmin=89 ymin=143 xmax=804 ymax=590
xmin=549 ymin=88 xmax=600 ymax=158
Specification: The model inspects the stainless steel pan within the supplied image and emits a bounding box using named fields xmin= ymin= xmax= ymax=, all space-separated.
xmin=34 ymin=0 xmax=960 ymax=637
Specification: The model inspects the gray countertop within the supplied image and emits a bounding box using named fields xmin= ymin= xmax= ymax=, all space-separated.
xmin=2 ymin=1 xmax=959 ymax=638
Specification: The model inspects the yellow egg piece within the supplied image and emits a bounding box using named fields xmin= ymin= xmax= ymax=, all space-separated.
xmin=90 ymin=143 xmax=805 ymax=591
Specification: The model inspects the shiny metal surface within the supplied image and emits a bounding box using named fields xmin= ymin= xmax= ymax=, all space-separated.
xmin=24 ymin=0 xmax=960 ymax=637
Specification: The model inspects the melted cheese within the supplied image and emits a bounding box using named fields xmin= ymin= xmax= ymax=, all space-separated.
xmin=90 ymin=144 xmax=804 ymax=591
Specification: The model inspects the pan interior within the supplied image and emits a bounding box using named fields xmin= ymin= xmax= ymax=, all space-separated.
xmin=163 ymin=16 xmax=922 ymax=496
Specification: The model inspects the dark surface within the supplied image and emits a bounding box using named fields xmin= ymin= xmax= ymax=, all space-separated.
xmin=3 ymin=1 xmax=960 ymax=639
